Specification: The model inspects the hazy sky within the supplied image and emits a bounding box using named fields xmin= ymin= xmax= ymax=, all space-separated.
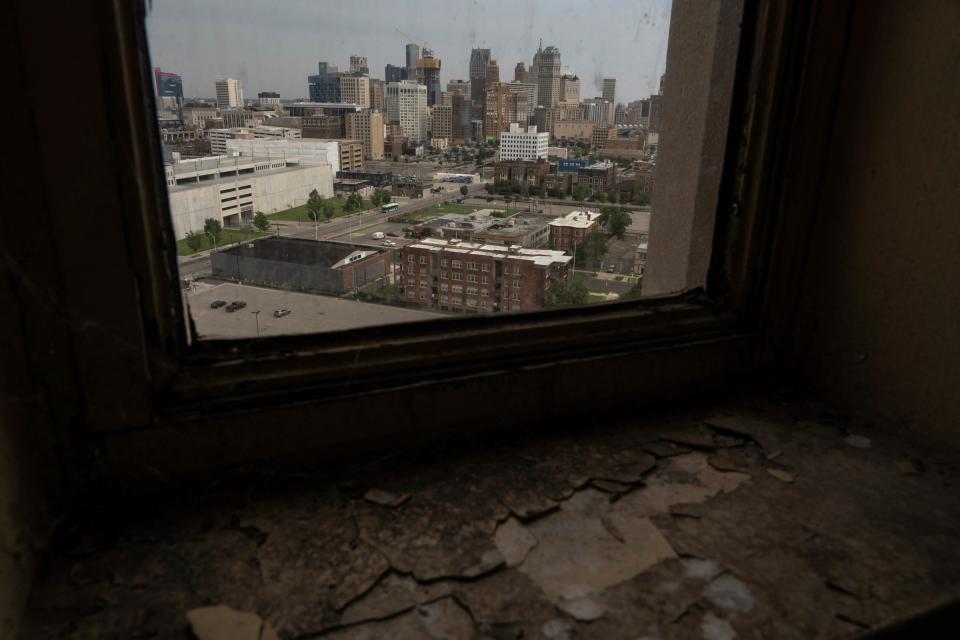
xmin=146 ymin=0 xmax=672 ymax=104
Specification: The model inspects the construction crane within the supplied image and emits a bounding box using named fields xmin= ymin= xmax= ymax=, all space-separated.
xmin=395 ymin=28 xmax=427 ymax=52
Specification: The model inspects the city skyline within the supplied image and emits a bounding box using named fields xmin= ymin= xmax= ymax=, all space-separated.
xmin=146 ymin=0 xmax=672 ymax=103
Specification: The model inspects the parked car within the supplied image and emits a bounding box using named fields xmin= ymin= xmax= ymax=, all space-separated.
xmin=386 ymin=232 xmax=400 ymax=237
xmin=371 ymin=231 xmax=385 ymax=240
xmin=382 ymin=240 xmax=397 ymax=247
xmin=273 ymin=308 xmax=291 ymax=318
xmin=606 ymin=265 xmax=616 ymax=273
xmin=225 ymin=301 xmax=247 ymax=312
xmin=209 ymin=300 xmax=227 ymax=309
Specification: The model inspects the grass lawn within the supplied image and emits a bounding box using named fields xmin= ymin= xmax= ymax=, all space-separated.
xmin=177 ymin=229 xmax=269 ymax=256
xmin=265 ymin=199 xmax=376 ymax=223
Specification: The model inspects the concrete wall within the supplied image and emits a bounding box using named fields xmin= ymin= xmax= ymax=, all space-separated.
xmin=792 ymin=2 xmax=960 ymax=442
xmin=167 ymin=164 xmax=333 ymax=238
xmin=211 ymin=252 xmax=388 ymax=294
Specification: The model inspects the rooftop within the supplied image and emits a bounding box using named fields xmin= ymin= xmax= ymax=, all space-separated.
xmin=410 ymin=237 xmax=571 ymax=267
xmin=218 ymin=236 xmax=382 ymax=269
xmin=548 ymin=210 xmax=601 ymax=229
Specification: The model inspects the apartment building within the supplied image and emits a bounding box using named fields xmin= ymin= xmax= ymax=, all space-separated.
xmin=400 ymin=238 xmax=571 ymax=313
xmin=590 ymin=124 xmax=616 ymax=151
xmin=577 ymin=160 xmax=618 ymax=193
xmin=560 ymin=75 xmax=580 ymax=102
xmin=498 ymin=123 xmax=549 ymax=161
xmin=339 ymin=75 xmax=370 ymax=108
xmin=548 ymin=210 xmax=601 ymax=251
xmin=337 ymin=140 xmax=364 ymax=172
xmin=344 ymin=110 xmax=384 ymax=160
xmin=430 ymin=105 xmax=453 ymax=140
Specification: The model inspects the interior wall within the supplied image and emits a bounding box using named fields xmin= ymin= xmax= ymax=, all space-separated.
xmin=793 ymin=1 xmax=960 ymax=441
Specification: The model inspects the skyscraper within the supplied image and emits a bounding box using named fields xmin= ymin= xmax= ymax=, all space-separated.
xmin=307 ymin=62 xmax=341 ymax=102
xmin=602 ymin=78 xmax=616 ymax=103
xmin=560 ymin=74 xmax=580 ymax=103
xmin=385 ymin=64 xmax=407 ymax=83
xmin=469 ymin=48 xmax=491 ymax=102
xmin=339 ymin=75 xmax=370 ymax=108
xmin=385 ymin=81 xmax=428 ymax=141
xmin=532 ymin=43 xmax=561 ymax=108
xmin=514 ymin=62 xmax=528 ymax=83
xmin=349 ymin=55 xmax=369 ymax=75
xmin=418 ymin=48 xmax=442 ymax=106
xmin=154 ymin=68 xmax=183 ymax=101
xmin=215 ymin=78 xmax=244 ymax=109
xmin=484 ymin=59 xmax=500 ymax=90
xmin=406 ymin=44 xmax=420 ymax=77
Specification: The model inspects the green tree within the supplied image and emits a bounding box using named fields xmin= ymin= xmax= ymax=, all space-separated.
xmin=634 ymin=191 xmax=652 ymax=206
xmin=203 ymin=218 xmax=222 ymax=242
xmin=572 ymin=185 xmax=589 ymax=202
xmin=597 ymin=192 xmax=608 ymax=203
xmin=576 ymin=231 xmax=610 ymax=268
xmin=459 ymin=185 xmax=469 ymax=196
xmin=370 ymin=190 xmax=382 ymax=207
xmin=252 ymin=211 xmax=269 ymax=232
xmin=545 ymin=278 xmax=590 ymax=306
xmin=380 ymin=189 xmax=391 ymax=204
xmin=484 ymin=183 xmax=494 ymax=194
xmin=306 ymin=189 xmax=324 ymax=221
xmin=601 ymin=207 xmax=631 ymax=240
xmin=608 ymin=192 xmax=619 ymax=204
xmin=185 ymin=230 xmax=203 ymax=252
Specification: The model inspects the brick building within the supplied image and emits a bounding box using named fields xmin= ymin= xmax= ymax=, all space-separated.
xmin=302 ymin=115 xmax=343 ymax=139
xmin=400 ymin=238 xmax=571 ymax=313
xmin=493 ymin=160 xmax=551 ymax=186
xmin=577 ymin=161 xmax=619 ymax=194
xmin=548 ymin=210 xmax=601 ymax=251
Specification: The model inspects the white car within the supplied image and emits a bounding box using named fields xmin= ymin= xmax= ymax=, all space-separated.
xmin=371 ymin=231 xmax=385 ymax=240
xmin=382 ymin=240 xmax=397 ymax=247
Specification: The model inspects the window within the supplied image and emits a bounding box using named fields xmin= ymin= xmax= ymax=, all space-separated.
xmin=440 ymin=283 xmax=448 ymax=292
xmin=440 ymin=271 xmax=448 ymax=280
xmin=408 ymin=256 xmax=415 ymax=264
xmin=407 ymin=278 xmax=415 ymax=286
xmin=466 ymin=287 xmax=478 ymax=295
xmin=481 ymin=276 xmax=489 ymax=284
xmin=452 ymin=273 xmax=462 ymax=281
xmin=452 ymin=285 xmax=463 ymax=294
xmin=513 ymin=266 xmax=521 ymax=276
xmin=419 ymin=256 xmax=427 ymax=265
xmin=467 ymin=274 xmax=478 ymax=283
xmin=513 ymin=281 xmax=521 ymax=289
xmin=419 ymin=292 xmax=426 ymax=300
xmin=452 ymin=260 xmax=462 ymax=269
xmin=441 ymin=259 xmax=448 ymax=267
xmin=466 ymin=262 xmax=477 ymax=270
xmin=419 ymin=281 xmax=427 ymax=288
xmin=480 ymin=289 xmax=488 ymax=297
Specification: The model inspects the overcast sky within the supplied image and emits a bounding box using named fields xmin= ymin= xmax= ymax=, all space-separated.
xmin=146 ymin=0 xmax=672 ymax=104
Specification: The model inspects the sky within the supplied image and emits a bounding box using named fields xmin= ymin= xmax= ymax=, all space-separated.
xmin=146 ymin=0 xmax=672 ymax=105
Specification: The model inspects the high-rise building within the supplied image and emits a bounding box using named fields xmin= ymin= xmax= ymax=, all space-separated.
xmin=602 ymin=78 xmax=616 ymax=103
xmin=483 ymin=84 xmax=521 ymax=140
xmin=385 ymin=64 xmax=407 ymax=83
xmin=450 ymin=93 xmax=472 ymax=142
xmin=560 ymin=75 xmax=580 ymax=103
xmin=406 ymin=44 xmax=420 ymax=77
xmin=532 ymin=43 xmax=561 ymax=108
xmin=430 ymin=105 xmax=453 ymax=140
xmin=215 ymin=78 xmax=244 ymax=109
xmin=368 ymin=79 xmax=384 ymax=112
xmin=418 ymin=48 xmax=442 ymax=106
xmin=649 ymin=94 xmax=663 ymax=133
xmin=514 ymin=62 xmax=528 ymax=83
xmin=307 ymin=62 xmax=341 ymax=102
xmin=446 ymin=80 xmax=470 ymax=96
xmin=257 ymin=91 xmax=281 ymax=105
xmin=583 ymin=98 xmax=615 ymax=126
xmin=469 ymin=48 xmax=491 ymax=102
xmin=349 ymin=55 xmax=369 ymax=75
xmin=614 ymin=102 xmax=626 ymax=125
xmin=339 ymin=75 xmax=370 ymax=108
xmin=505 ymin=82 xmax=538 ymax=123
xmin=344 ymin=110 xmax=384 ymax=160
xmin=154 ymin=68 xmax=184 ymax=101
xmin=485 ymin=59 xmax=500 ymax=90
xmin=385 ymin=81 xmax=428 ymax=141
xmin=498 ymin=123 xmax=549 ymax=161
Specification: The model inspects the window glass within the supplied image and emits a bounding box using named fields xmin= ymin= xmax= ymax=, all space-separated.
xmin=145 ymin=0 xmax=718 ymax=338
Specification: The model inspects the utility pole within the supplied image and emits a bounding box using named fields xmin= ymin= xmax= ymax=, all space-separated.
xmin=250 ymin=310 xmax=260 ymax=337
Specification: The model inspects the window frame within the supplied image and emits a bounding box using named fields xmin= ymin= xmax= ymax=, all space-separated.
xmin=76 ymin=0 xmax=836 ymax=446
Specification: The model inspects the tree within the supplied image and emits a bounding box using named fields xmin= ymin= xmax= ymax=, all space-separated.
xmin=634 ymin=191 xmax=652 ymax=206
xmin=459 ymin=185 xmax=469 ymax=196
xmin=203 ymin=218 xmax=222 ymax=242
xmin=323 ymin=203 xmax=335 ymax=222
xmin=306 ymin=189 xmax=324 ymax=221
xmin=576 ymin=231 xmax=610 ymax=268
xmin=600 ymin=207 xmax=631 ymax=240
xmin=608 ymin=192 xmax=619 ymax=204
xmin=185 ymin=230 xmax=203 ymax=252
xmin=370 ymin=190 xmax=382 ymax=207
xmin=572 ymin=185 xmax=589 ymax=202
xmin=484 ymin=183 xmax=494 ymax=194
xmin=252 ymin=211 xmax=269 ymax=232
xmin=380 ymin=190 xmax=391 ymax=204
xmin=597 ymin=192 xmax=608 ymax=203
xmin=545 ymin=278 xmax=590 ymax=307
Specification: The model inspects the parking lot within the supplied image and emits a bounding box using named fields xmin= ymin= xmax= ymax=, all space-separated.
xmin=186 ymin=281 xmax=443 ymax=339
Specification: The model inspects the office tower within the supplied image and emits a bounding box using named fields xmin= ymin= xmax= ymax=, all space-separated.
xmin=345 ymin=110 xmax=384 ymax=160
xmin=469 ymin=48 xmax=491 ymax=102
xmin=385 ymin=64 xmax=407 ymax=83
xmin=450 ymin=92 xmax=472 ymax=141
xmin=418 ymin=47 xmax=442 ymax=106
xmin=368 ymin=79 xmax=384 ymax=111
xmin=602 ymin=78 xmax=616 ymax=103
xmin=614 ymin=102 xmax=626 ymax=125
xmin=349 ymin=55 xmax=369 ymax=75
xmin=385 ymin=81 xmax=428 ymax=141
xmin=215 ymin=78 xmax=244 ymax=109
xmin=307 ymin=62 xmax=341 ymax=102
xmin=560 ymin=74 xmax=580 ymax=102
xmin=498 ymin=123 xmax=549 ymax=161
xmin=505 ymin=82 xmax=537 ymax=123
xmin=339 ymin=75 xmax=370 ymax=108
xmin=431 ymin=105 xmax=453 ymax=139
xmin=514 ymin=62 xmax=528 ymax=83
xmin=446 ymin=79 xmax=470 ymax=96
xmin=484 ymin=59 xmax=500 ymax=90
xmin=154 ymin=68 xmax=183 ymax=101
xmin=583 ymin=98 xmax=615 ymax=125
xmin=406 ymin=44 xmax=420 ymax=77
xmin=532 ymin=42 xmax=561 ymax=107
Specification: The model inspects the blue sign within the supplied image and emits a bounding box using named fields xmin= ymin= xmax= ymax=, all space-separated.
xmin=558 ymin=159 xmax=589 ymax=172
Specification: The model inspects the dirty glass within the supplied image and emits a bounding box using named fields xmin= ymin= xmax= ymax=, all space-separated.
xmin=146 ymin=0 xmax=685 ymax=339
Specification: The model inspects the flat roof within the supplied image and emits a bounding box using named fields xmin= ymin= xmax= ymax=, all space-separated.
xmin=548 ymin=210 xmax=601 ymax=229
xmin=409 ymin=238 xmax=571 ymax=266
xmin=218 ymin=236 xmax=382 ymax=269
xmin=168 ymin=162 xmax=313 ymax=191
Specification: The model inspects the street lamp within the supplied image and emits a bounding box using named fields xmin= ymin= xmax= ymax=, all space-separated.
xmin=204 ymin=231 xmax=217 ymax=253
xmin=250 ymin=310 xmax=261 ymax=337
